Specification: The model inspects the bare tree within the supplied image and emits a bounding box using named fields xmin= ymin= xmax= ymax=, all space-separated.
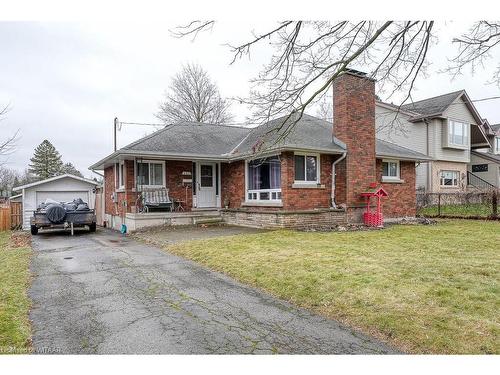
xmin=0 ymin=104 xmax=18 ymax=161
xmin=173 ymin=20 xmax=500 ymax=141
xmin=156 ymin=63 xmax=233 ymax=125
xmin=173 ymin=21 xmax=435 ymax=137
xmin=447 ymin=21 xmax=500 ymax=86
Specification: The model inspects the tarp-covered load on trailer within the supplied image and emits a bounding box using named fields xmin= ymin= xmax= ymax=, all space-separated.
xmin=30 ymin=197 xmax=96 ymax=235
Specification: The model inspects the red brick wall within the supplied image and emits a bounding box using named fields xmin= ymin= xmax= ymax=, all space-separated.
xmin=104 ymin=159 xmax=194 ymax=215
xmin=334 ymin=156 xmax=347 ymax=205
xmin=166 ymin=160 xmax=193 ymax=210
xmin=103 ymin=162 xmax=135 ymax=217
xmin=281 ymin=152 xmax=333 ymax=210
xmin=220 ymin=153 xmax=336 ymax=211
xmin=104 ymin=165 xmax=115 ymax=215
xmin=221 ymin=161 xmax=245 ymax=208
xmin=332 ymin=72 xmax=376 ymax=209
xmin=377 ymin=160 xmax=417 ymax=217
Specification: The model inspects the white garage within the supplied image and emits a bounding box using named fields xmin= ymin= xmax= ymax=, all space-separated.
xmin=13 ymin=174 xmax=99 ymax=230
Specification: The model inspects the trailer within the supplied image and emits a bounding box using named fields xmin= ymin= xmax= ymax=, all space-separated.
xmin=30 ymin=200 xmax=97 ymax=235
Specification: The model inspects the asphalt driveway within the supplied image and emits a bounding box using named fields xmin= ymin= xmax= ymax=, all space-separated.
xmin=29 ymin=228 xmax=397 ymax=354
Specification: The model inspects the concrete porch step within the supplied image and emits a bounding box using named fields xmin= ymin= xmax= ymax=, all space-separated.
xmin=193 ymin=215 xmax=223 ymax=225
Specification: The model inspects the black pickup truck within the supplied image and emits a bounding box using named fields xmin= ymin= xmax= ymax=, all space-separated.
xmin=30 ymin=199 xmax=97 ymax=235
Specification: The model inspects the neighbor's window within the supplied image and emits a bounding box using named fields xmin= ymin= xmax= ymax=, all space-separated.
xmin=448 ymin=120 xmax=468 ymax=146
xmin=247 ymin=156 xmax=281 ymax=201
xmin=382 ymin=160 xmax=400 ymax=180
xmin=294 ymin=153 xmax=319 ymax=183
xmin=136 ymin=161 xmax=164 ymax=187
xmin=440 ymin=170 xmax=460 ymax=187
xmin=495 ymin=137 xmax=500 ymax=154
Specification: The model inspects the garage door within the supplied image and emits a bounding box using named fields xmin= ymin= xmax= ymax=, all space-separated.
xmin=36 ymin=191 xmax=89 ymax=205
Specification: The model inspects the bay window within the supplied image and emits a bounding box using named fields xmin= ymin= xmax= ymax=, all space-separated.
xmin=136 ymin=161 xmax=165 ymax=187
xmin=448 ymin=120 xmax=468 ymax=147
xmin=247 ymin=156 xmax=281 ymax=202
xmin=294 ymin=153 xmax=319 ymax=183
xmin=440 ymin=170 xmax=460 ymax=187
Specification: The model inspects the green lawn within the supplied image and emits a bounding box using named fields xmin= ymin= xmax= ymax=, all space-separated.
xmin=0 ymin=231 xmax=32 ymax=353
xmin=162 ymin=220 xmax=499 ymax=354
xmin=419 ymin=203 xmax=494 ymax=218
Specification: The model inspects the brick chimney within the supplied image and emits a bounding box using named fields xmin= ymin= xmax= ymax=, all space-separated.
xmin=332 ymin=70 xmax=376 ymax=220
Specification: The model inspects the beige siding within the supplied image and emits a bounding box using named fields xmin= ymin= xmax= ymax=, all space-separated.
xmin=375 ymin=104 xmax=427 ymax=154
xmin=431 ymin=119 xmax=470 ymax=163
xmin=468 ymin=153 xmax=500 ymax=188
xmin=416 ymin=163 xmax=429 ymax=190
xmin=443 ymin=96 xmax=478 ymax=125
xmin=430 ymin=161 xmax=468 ymax=192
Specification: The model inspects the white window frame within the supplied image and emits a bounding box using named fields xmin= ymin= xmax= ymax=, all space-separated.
xmin=136 ymin=160 xmax=166 ymax=188
xmin=115 ymin=161 xmax=125 ymax=190
xmin=293 ymin=152 xmax=321 ymax=184
xmin=448 ymin=120 xmax=469 ymax=147
xmin=245 ymin=156 xmax=282 ymax=203
xmin=495 ymin=137 xmax=500 ymax=154
xmin=440 ymin=170 xmax=460 ymax=187
xmin=381 ymin=159 xmax=400 ymax=181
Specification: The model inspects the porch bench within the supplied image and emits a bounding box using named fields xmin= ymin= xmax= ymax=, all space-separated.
xmin=141 ymin=187 xmax=173 ymax=212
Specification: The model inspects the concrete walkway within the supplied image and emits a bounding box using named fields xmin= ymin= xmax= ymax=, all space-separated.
xmin=29 ymin=229 xmax=397 ymax=354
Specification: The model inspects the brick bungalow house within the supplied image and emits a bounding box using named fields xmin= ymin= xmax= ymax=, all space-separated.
xmin=89 ymin=70 xmax=431 ymax=231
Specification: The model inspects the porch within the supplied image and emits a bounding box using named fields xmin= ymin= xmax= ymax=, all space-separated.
xmin=123 ymin=209 xmax=223 ymax=232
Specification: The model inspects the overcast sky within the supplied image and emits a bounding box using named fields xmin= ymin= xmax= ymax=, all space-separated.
xmin=1 ymin=20 xmax=499 ymax=177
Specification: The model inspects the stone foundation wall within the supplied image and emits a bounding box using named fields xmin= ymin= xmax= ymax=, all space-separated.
xmin=222 ymin=208 xmax=347 ymax=230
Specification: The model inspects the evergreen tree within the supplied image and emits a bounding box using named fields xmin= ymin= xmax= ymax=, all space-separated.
xmin=28 ymin=140 xmax=63 ymax=179
xmin=60 ymin=162 xmax=83 ymax=178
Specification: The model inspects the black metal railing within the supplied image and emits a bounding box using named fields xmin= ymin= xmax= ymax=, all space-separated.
xmin=467 ymin=171 xmax=496 ymax=190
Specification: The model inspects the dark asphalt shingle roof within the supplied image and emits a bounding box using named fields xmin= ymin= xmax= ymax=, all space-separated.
xmin=122 ymin=122 xmax=250 ymax=156
xmin=401 ymin=90 xmax=464 ymax=117
xmin=375 ymin=139 xmax=432 ymax=161
xmin=90 ymin=114 xmax=433 ymax=170
xmin=231 ymin=114 xmax=346 ymax=156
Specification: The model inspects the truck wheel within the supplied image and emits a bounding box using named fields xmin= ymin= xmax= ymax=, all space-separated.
xmin=89 ymin=223 xmax=96 ymax=233
xmin=30 ymin=225 xmax=38 ymax=235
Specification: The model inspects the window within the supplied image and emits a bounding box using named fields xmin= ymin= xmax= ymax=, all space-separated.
xmin=382 ymin=159 xmax=400 ymax=180
xmin=440 ymin=170 xmax=460 ymax=187
xmin=448 ymin=120 xmax=468 ymax=147
xmin=136 ymin=161 xmax=164 ymax=187
xmin=472 ymin=164 xmax=488 ymax=173
xmin=200 ymin=165 xmax=213 ymax=187
xmin=115 ymin=162 xmax=125 ymax=189
xmin=495 ymin=137 xmax=500 ymax=154
xmin=247 ymin=156 xmax=281 ymax=202
xmin=294 ymin=154 xmax=319 ymax=183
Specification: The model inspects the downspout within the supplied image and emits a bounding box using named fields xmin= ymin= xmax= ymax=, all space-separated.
xmin=424 ymin=118 xmax=432 ymax=192
xmin=331 ymin=152 xmax=347 ymax=208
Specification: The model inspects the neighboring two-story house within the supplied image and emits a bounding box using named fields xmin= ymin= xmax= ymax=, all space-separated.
xmin=375 ymin=90 xmax=490 ymax=193
xmin=468 ymin=120 xmax=500 ymax=188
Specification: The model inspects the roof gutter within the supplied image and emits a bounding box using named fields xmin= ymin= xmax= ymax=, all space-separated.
xmin=376 ymin=153 xmax=433 ymax=162
xmin=90 ymin=145 xmax=348 ymax=170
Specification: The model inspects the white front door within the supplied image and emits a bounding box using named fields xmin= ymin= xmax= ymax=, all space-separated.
xmin=197 ymin=163 xmax=216 ymax=208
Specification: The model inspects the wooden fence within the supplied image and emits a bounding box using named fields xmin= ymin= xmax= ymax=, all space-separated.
xmin=0 ymin=202 xmax=23 ymax=231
